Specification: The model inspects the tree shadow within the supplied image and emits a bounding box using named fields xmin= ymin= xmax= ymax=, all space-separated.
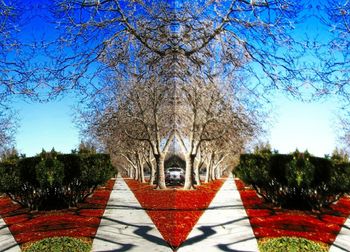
xmin=1 ymin=242 xmax=20 ymax=252
xmin=330 ymin=243 xmax=350 ymax=252
xmin=95 ymin=215 xmax=170 ymax=250
xmin=92 ymin=236 xmax=135 ymax=252
xmin=216 ymin=237 xmax=259 ymax=252
xmin=331 ymin=223 xmax=350 ymax=252
xmin=179 ymin=215 xmax=251 ymax=249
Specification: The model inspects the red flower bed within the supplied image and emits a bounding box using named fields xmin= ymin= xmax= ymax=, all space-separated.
xmin=124 ymin=178 xmax=225 ymax=249
xmin=0 ymin=179 xmax=115 ymax=246
xmin=235 ymin=178 xmax=350 ymax=245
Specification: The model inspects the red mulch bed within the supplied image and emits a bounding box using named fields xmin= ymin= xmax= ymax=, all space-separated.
xmin=124 ymin=178 xmax=225 ymax=249
xmin=0 ymin=179 xmax=115 ymax=246
xmin=235 ymin=178 xmax=350 ymax=245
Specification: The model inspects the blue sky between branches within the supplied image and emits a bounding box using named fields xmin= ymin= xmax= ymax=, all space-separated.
xmin=9 ymin=0 xmax=342 ymax=157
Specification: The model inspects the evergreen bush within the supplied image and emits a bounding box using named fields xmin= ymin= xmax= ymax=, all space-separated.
xmin=0 ymin=150 xmax=114 ymax=210
xmin=235 ymin=150 xmax=350 ymax=210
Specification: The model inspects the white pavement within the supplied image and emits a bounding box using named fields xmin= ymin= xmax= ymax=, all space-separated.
xmin=93 ymin=175 xmax=258 ymax=252
xmin=178 ymin=175 xmax=259 ymax=252
xmin=0 ymin=216 xmax=20 ymax=252
xmin=92 ymin=177 xmax=172 ymax=252
xmin=330 ymin=217 xmax=350 ymax=252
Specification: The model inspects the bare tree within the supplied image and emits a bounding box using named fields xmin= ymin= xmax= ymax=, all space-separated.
xmin=0 ymin=109 xmax=17 ymax=155
xmin=79 ymin=75 xmax=175 ymax=189
xmin=336 ymin=111 xmax=350 ymax=154
xmin=49 ymin=0 xmax=305 ymax=97
xmin=175 ymin=78 xmax=260 ymax=189
xmin=314 ymin=1 xmax=350 ymax=100
xmin=0 ymin=1 xmax=41 ymax=101
xmin=116 ymin=78 xmax=175 ymax=189
xmin=68 ymin=0 xmax=298 ymax=190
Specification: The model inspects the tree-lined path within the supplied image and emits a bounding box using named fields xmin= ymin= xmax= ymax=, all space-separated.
xmin=92 ymin=176 xmax=170 ymax=252
xmin=178 ymin=175 xmax=258 ymax=251
xmin=93 ymin=175 xmax=258 ymax=252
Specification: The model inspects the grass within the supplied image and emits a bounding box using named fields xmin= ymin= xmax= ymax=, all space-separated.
xmin=258 ymin=237 xmax=329 ymax=252
xmin=22 ymin=237 xmax=92 ymax=252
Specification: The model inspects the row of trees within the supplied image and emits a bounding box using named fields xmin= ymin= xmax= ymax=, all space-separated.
xmin=4 ymin=0 xmax=350 ymax=189
xmin=65 ymin=0 xmax=297 ymax=189
xmin=80 ymin=76 xmax=260 ymax=189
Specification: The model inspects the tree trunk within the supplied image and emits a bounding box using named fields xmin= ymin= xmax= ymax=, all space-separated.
xmin=154 ymin=154 xmax=166 ymax=189
xmin=129 ymin=165 xmax=133 ymax=179
xmin=127 ymin=166 xmax=131 ymax=177
xmin=212 ymin=164 xmax=217 ymax=180
xmin=216 ymin=165 xmax=222 ymax=179
xmin=184 ymin=154 xmax=196 ymax=190
xmin=194 ymin=159 xmax=201 ymax=186
xmin=137 ymin=153 xmax=145 ymax=183
xmin=205 ymin=152 xmax=214 ymax=183
xmin=149 ymin=161 xmax=155 ymax=185
xmin=205 ymin=165 xmax=211 ymax=183
xmin=134 ymin=164 xmax=139 ymax=180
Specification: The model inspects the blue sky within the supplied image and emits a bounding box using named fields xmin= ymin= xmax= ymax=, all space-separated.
xmin=13 ymin=95 xmax=80 ymax=156
xmin=8 ymin=0 xmax=343 ymax=157
xmin=12 ymin=93 xmax=340 ymax=157
xmin=269 ymin=94 xmax=339 ymax=157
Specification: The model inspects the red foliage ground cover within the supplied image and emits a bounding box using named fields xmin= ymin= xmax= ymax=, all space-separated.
xmin=124 ymin=178 xmax=225 ymax=249
xmin=235 ymin=179 xmax=350 ymax=245
xmin=0 ymin=179 xmax=115 ymax=246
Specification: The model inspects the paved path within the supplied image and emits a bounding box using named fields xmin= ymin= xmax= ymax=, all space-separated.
xmin=330 ymin=217 xmax=350 ymax=252
xmin=178 ymin=176 xmax=259 ymax=252
xmin=92 ymin=177 xmax=171 ymax=252
xmin=0 ymin=216 xmax=20 ymax=252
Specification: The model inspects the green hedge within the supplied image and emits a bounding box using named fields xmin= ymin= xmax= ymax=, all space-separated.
xmin=0 ymin=151 xmax=114 ymax=210
xmin=235 ymin=150 xmax=350 ymax=210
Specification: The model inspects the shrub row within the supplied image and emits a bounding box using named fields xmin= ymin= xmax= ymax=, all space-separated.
xmin=0 ymin=151 xmax=115 ymax=210
xmin=235 ymin=151 xmax=350 ymax=210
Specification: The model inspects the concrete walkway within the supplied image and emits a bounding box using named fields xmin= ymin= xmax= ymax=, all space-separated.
xmin=330 ymin=217 xmax=350 ymax=252
xmin=92 ymin=177 xmax=171 ymax=252
xmin=0 ymin=216 xmax=20 ymax=252
xmin=178 ymin=175 xmax=259 ymax=252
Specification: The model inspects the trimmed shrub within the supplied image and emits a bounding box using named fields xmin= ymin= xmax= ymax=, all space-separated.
xmin=23 ymin=237 xmax=91 ymax=252
xmin=258 ymin=237 xmax=328 ymax=252
xmin=0 ymin=150 xmax=114 ymax=210
xmin=235 ymin=150 xmax=350 ymax=210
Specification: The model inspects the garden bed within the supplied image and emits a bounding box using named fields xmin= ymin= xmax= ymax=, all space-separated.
xmin=235 ymin=178 xmax=350 ymax=246
xmin=0 ymin=179 xmax=115 ymax=249
xmin=124 ymin=178 xmax=225 ymax=250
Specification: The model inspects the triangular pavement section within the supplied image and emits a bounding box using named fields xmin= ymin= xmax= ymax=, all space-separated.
xmin=178 ymin=175 xmax=259 ymax=252
xmin=92 ymin=176 xmax=171 ymax=252
xmin=125 ymin=177 xmax=225 ymax=250
xmin=0 ymin=216 xmax=20 ymax=252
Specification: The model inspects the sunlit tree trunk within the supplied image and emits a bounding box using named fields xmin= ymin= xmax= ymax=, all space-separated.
xmin=205 ymin=151 xmax=214 ymax=183
xmin=194 ymin=159 xmax=201 ymax=186
xmin=184 ymin=154 xmax=196 ymax=190
xmin=148 ymin=150 xmax=156 ymax=185
xmin=137 ymin=152 xmax=145 ymax=183
xmin=154 ymin=154 xmax=166 ymax=189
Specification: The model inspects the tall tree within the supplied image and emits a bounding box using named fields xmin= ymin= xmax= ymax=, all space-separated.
xmin=0 ymin=0 xmax=39 ymax=101
xmin=68 ymin=0 xmax=301 ymax=190
xmin=51 ymin=0 xmax=304 ymax=96
xmin=176 ymin=78 xmax=259 ymax=189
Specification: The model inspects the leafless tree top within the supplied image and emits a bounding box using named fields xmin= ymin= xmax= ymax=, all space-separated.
xmin=0 ymin=0 xmax=41 ymax=102
xmin=49 ymin=0 xmax=305 ymax=99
